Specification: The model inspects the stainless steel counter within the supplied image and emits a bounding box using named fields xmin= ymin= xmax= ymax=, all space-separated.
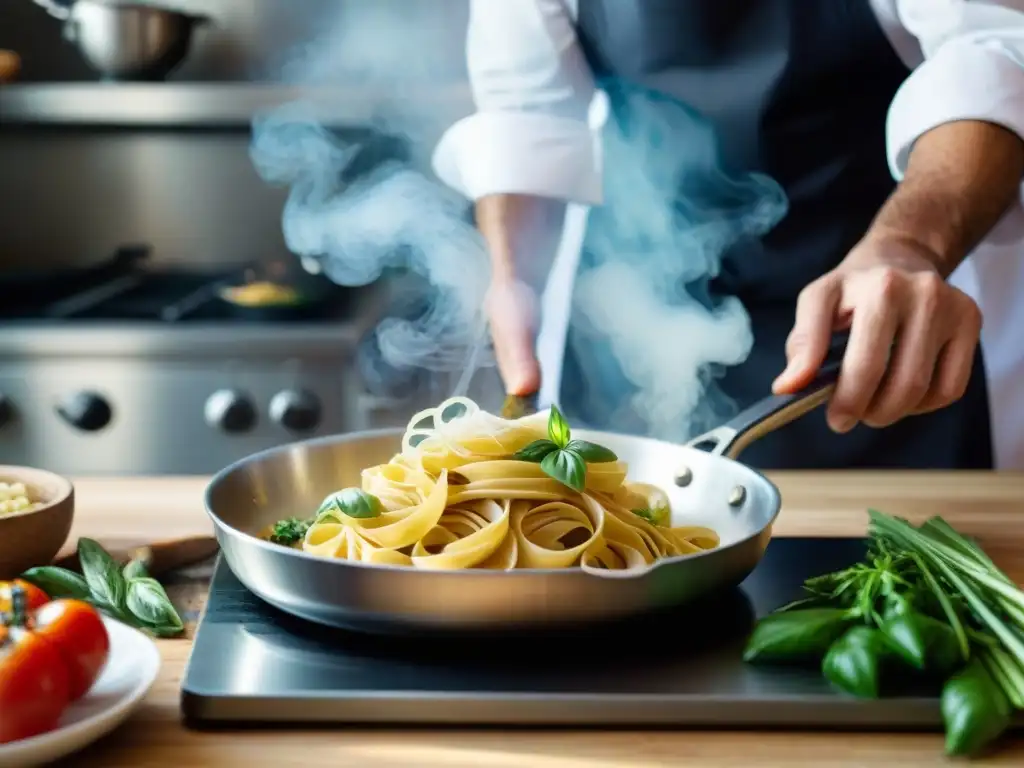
xmin=0 ymin=83 xmax=473 ymax=127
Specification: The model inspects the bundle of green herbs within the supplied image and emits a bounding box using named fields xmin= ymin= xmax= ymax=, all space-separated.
xmin=743 ymin=510 xmax=1023 ymax=758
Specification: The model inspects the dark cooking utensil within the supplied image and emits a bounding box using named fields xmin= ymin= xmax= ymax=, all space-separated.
xmin=214 ymin=286 xmax=330 ymax=322
xmin=204 ymin=339 xmax=846 ymax=634
xmin=0 ymin=245 xmax=149 ymax=312
xmin=213 ymin=259 xmax=347 ymax=322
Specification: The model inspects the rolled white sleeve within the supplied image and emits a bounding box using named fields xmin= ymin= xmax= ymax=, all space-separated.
xmin=885 ymin=1 xmax=1024 ymax=182
xmin=431 ymin=0 xmax=601 ymax=205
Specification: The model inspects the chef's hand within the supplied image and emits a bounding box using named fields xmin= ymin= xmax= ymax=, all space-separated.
xmin=486 ymin=277 xmax=542 ymax=396
xmin=771 ymin=235 xmax=983 ymax=433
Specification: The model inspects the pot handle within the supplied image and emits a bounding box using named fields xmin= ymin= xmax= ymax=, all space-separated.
xmin=685 ymin=333 xmax=848 ymax=460
xmin=31 ymin=0 xmax=72 ymax=21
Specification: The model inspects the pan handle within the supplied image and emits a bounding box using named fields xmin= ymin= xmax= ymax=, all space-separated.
xmin=685 ymin=333 xmax=849 ymax=460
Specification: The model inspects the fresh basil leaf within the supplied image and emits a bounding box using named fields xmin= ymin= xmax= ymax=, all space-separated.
xmin=822 ymin=626 xmax=894 ymax=698
xmin=78 ymin=538 xmax=127 ymax=614
xmin=547 ymin=405 xmax=571 ymax=448
xmin=319 ymin=488 xmax=383 ymax=520
xmin=126 ymin=577 xmax=184 ymax=633
xmin=942 ymin=658 xmax=1011 ymax=757
xmin=565 ymin=439 xmax=617 ymax=463
xmin=123 ymin=558 xmax=149 ymax=581
xmin=880 ymin=612 xmax=961 ymax=675
xmin=540 ymin=449 xmax=586 ymax=492
xmin=513 ymin=439 xmax=558 ymax=463
xmin=20 ymin=566 xmax=91 ymax=601
xmin=632 ymin=504 xmax=669 ymax=527
xmin=743 ymin=608 xmax=852 ymax=664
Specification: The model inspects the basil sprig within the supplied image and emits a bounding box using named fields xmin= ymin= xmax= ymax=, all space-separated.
xmin=22 ymin=537 xmax=185 ymax=638
xmin=317 ymin=488 xmax=383 ymax=521
xmin=512 ymin=405 xmax=617 ymax=492
xmin=742 ymin=512 xmax=1024 ymax=758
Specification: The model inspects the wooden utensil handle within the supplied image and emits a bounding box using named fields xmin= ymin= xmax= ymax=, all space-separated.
xmin=0 ymin=51 xmax=21 ymax=83
xmin=54 ymin=536 xmax=219 ymax=577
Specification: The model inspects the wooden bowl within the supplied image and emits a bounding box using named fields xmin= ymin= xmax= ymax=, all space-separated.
xmin=0 ymin=466 xmax=75 ymax=579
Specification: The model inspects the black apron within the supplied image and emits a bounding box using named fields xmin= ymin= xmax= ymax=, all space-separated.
xmin=559 ymin=0 xmax=994 ymax=470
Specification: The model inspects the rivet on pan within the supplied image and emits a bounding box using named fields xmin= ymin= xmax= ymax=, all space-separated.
xmin=728 ymin=485 xmax=747 ymax=507
xmin=674 ymin=467 xmax=693 ymax=487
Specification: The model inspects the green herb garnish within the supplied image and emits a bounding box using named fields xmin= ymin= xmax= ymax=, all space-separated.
xmin=318 ymin=488 xmax=383 ymax=520
xmin=632 ymin=504 xmax=669 ymax=527
xmin=269 ymin=517 xmax=312 ymax=545
xmin=512 ymin=405 xmax=617 ymax=492
xmin=21 ymin=537 xmax=185 ymax=638
xmin=743 ymin=510 xmax=1024 ymax=757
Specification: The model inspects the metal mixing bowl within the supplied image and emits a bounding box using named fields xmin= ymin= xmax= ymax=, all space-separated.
xmin=34 ymin=0 xmax=210 ymax=81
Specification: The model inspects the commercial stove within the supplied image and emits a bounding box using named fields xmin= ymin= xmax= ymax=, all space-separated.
xmin=0 ymin=246 xmax=436 ymax=475
xmin=182 ymin=537 xmax=1002 ymax=731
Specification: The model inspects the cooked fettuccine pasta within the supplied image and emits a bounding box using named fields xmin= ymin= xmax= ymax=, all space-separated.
xmin=263 ymin=397 xmax=719 ymax=571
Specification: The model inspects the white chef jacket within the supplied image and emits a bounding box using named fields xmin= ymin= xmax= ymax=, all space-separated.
xmin=432 ymin=0 xmax=1024 ymax=469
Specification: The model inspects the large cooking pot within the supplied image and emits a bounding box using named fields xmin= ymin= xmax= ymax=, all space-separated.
xmin=32 ymin=0 xmax=209 ymax=81
xmin=205 ymin=349 xmax=842 ymax=634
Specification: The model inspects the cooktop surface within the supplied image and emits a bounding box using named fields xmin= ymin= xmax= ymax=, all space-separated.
xmin=181 ymin=538 xmax=979 ymax=730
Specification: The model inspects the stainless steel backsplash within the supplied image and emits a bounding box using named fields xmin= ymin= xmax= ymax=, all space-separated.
xmin=0 ymin=0 xmax=474 ymax=270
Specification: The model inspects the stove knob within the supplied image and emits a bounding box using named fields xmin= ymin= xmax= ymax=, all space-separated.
xmin=205 ymin=389 xmax=257 ymax=433
xmin=56 ymin=391 xmax=113 ymax=432
xmin=269 ymin=389 xmax=321 ymax=432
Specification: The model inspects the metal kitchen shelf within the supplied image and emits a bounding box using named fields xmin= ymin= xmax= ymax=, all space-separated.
xmin=0 ymin=83 xmax=473 ymax=127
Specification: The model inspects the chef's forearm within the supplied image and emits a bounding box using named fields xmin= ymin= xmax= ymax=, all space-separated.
xmin=475 ymin=194 xmax=567 ymax=289
xmin=866 ymin=120 xmax=1024 ymax=278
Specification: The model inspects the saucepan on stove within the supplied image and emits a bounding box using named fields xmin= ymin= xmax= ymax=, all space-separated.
xmin=205 ymin=339 xmax=846 ymax=635
xmin=214 ymin=261 xmax=335 ymax=322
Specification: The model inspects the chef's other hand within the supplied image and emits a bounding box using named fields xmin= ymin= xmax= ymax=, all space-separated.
xmin=485 ymin=277 xmax=541 ymax=397
xmin=772 ymin=236 xmax=983 ymax=433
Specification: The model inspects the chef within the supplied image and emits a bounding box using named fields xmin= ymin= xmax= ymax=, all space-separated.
xmin=433 ymin=0 xmax=1024 ymax=470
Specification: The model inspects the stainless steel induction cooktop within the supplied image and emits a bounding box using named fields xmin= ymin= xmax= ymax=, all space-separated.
xmin=181 ymin=538 xmax=990 ymax=730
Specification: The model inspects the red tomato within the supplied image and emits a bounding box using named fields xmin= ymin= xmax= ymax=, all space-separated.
xmin=33 ymin=600 xmax=110 ymax=701
xmin=0 ymin=581 xmax=49 ymax=615
xmin=0 ymin=624 xmax=71 ymax=744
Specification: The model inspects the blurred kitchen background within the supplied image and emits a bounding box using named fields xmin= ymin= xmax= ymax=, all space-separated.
xmin=0 ymin=0 xmax=496 ymax=475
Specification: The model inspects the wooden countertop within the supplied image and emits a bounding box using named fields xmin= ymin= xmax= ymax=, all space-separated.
xmin=62 ymin=472 xmax=1024 ymax=767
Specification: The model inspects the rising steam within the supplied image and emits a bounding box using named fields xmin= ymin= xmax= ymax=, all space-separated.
xmin=252 ymin=9 xmax=788 ymax=440
xmin=250 ymin=103 xmax=491 ymax=383
xmin=568 ymin=81 xmax=788 ymax=440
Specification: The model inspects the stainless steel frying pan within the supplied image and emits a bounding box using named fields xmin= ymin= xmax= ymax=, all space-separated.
xmin=205 ymin=351 xmax=842 ymax=633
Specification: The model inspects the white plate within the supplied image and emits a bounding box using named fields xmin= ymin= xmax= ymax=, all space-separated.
xmin=0 ymin=616 xmax=162 ymax=768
